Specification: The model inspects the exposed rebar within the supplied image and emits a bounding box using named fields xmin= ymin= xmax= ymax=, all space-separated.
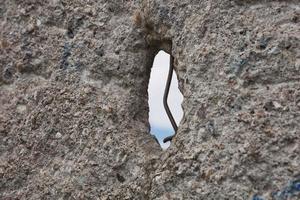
xmin=163 ymin=55 xmax=178 ymax=143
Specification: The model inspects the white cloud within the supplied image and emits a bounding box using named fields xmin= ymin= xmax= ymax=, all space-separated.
xmin=148 ymin=51 xmax=184 ymax=130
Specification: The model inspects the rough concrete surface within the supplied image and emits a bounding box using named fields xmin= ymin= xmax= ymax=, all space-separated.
xmin=0 ymin=0 xmax=300 ymax=199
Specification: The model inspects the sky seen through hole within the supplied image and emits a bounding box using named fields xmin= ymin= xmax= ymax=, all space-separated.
xmin=148 ymin=51 xmax=183 ymax=149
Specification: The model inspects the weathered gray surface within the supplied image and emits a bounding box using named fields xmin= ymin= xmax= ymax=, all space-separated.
xmin=1 ymin=0 xmax=299 ymax=199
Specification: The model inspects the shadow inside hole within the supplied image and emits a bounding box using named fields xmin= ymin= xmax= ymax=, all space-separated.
xmin=148 ymin=50 xmax=183 ymax=149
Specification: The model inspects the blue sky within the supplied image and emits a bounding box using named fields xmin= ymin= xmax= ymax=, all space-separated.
xmin=150 ymin=126 xmax=174 ymax=149
xmin=148 ymin=51 xmax=183 ymax=149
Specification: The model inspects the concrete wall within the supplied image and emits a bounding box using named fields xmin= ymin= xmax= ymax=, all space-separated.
xmin=1 ymin=0 xmax=299 ymax=199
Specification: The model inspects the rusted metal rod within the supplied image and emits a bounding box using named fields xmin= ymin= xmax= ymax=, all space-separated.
xmin=163 ymin=55 xmax=178 ymax=143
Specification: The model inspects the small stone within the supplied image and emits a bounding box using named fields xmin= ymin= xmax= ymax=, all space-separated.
xmin=55 ymin=132 xmax=62 ymax=138
xmin=3 ymin=67 xmax=13 ymax=80
xmin=268 ymin=47 xmax=280 ymax=55
xmin=26 ymin=23 xmax=36 ymax=33
xmin=252 ymin=195 xmax=264 ymax=200
xmin=230 ymin=58 xmax=248 ymax=76
xmin=116 ymin=173 xmax=125 ymax=183
xmin=51 ymin=0 xmax=60 ymax=5
xmin=263 ymin=101 xmax=274 ymax=111
xmin=294 ymin=181 xmax=300 ymax=191
xmin=291 ymin=14 xmax=299 ymax=23
xmin=0 ymin=39 xmax=9 ymax=49
xmin=16 ymin=104 xmax=27 ymax=113
xmin=237 ymin=28 xmax=246 ymax=35
xmin=257 ymin=36 xmax=271 ymax=49
xmin=36 ymin=19 xmax=42 ymax=27
xmin=273 ymin=101 xmax=282 ymax=109
xmin=279 ymin=39 xmax=292 ymax=49
xmin=295 ymin=59 xmax=300 ymax=71
xmin=84 ymin=7 xmax=96 ymax=16
xmin=32 ymin=58 xmax=43 ymax=66
xmin=20 ymin=8 xmax=26 ymax=15
xmin=206 ymin=120 xmax=216 ymax=136
xmin=74 ymin=112 xmax=81 ymax=117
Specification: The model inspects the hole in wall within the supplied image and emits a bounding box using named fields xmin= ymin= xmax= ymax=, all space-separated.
xmin=148 ymin=50 xmax=183 ymax=149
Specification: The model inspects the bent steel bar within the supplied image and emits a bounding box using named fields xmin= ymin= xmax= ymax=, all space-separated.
xmin=163 ymin=55 xmax=178 ymax=143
